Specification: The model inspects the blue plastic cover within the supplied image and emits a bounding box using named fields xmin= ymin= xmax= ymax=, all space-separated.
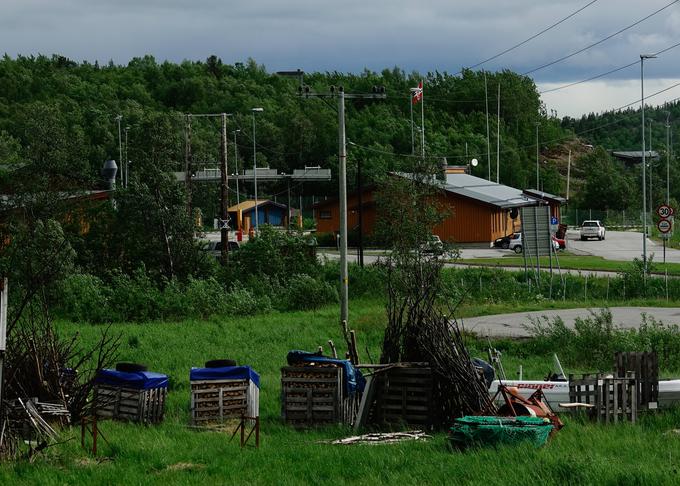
xmin=189 ymin=366 xmax=260 ymax=388
xmin=95 ymin=369 xmax=169 ymax=390
xmin=286 ymin=351 xmax=366 ymax=395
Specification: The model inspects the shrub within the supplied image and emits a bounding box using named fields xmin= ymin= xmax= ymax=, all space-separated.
xmin=281 ymin=274 xmax=338 ymax=311
xmin=57 ymin=273 xmax=111 ymax=323
xmin=108 ymin=267 xmax=162 ymax=321
xmin=226 ymin=284 xmax=272 ymax=316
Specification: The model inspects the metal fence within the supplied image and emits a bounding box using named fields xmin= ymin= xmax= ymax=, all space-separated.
xmin=561 ymin=207 xmax=648 ymax=229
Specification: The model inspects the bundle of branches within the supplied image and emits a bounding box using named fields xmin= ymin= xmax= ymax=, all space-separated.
xmin=375 ymin=167 xmax=494 ymax=427
xmin=3 ymin=299 xmax=120 ymax=423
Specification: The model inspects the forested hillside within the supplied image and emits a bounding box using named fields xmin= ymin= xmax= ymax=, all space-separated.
xmin=0 ymin=54 xmax=570 ymax=203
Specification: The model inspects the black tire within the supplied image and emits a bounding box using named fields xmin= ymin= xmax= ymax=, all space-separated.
xmin=513 ymin=245 xmax=523 ymax=254
xmin=580 ymin=236 xmax=586 ymax=241
xmin=501 ymin=241 xmax=510 ymax=250
xmin=115 ymin=362 xmax=148 ymax=373
xmin=204 ymin=359 xmax=237 ymax=368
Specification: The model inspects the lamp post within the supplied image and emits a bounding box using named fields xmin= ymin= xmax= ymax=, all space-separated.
xmin=124 ymin=126 xmax=130 ymax=188
xmin=115 ymin=115 xmax=123 ymax=186
xmin=640 ymin=54 xmax=656 ymax=274
xmin=232 ymin=129 xmax=241 ymax=207
xmin=251 ymin=108 xmax=264 ymax=233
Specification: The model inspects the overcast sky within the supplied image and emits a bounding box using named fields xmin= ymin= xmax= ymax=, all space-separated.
xmin=2 ymin=0 xmax=680 ymax=117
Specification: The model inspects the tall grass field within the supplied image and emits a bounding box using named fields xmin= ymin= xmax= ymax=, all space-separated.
xmin=3 ymin=300 xmax=680 ymax=485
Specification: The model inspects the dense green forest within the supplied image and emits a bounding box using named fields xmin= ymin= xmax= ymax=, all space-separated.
xmin=0 ymin=54 xmax=569 ymax=202
xmin=562 ymin=101 xmax=680 ymax=211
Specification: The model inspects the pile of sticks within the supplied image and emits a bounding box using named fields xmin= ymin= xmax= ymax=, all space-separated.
xmin=322 ymin=430 xmax=431 ymax=445
xmin=380 ymin=244 xmax=494 ymax=427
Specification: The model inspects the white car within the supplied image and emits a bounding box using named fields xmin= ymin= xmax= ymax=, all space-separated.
xmin=580 ymin=220 xmax=605 ymax=241
xmin=508 ymin=233 xmax=560 ymax=254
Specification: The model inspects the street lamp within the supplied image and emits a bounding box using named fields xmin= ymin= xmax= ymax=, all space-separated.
xmin=124 ymin=126 xmax=130 ymax=188
xmin=232 ymin=129 xmax=241 ymax=207
xmin=251 ymin=108 xmax=264 ymax=232
xmin=115 ymin=115 xmax=123 ymax=186
xmin=641 ymin=54 xmax=656 ymax=274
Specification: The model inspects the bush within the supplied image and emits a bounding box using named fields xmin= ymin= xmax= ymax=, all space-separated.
xmin=108 ymin=267 xmax=162 ymax=322
xmin=523 ymin=308 xmax=680 ymax=371
xmin=226 ymin=284 xmax=272 ymax=316
xmin=281 ymin=274 xmax=338 ymax=311
xmin=57 ymin=273 xmax=111 ymax=323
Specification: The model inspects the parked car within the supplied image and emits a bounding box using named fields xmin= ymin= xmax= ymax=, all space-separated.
xmin=199 ymin=239 xmax=240 ymax=258
xmin=421 ymin=235 xmax=444 ymax=255
xmin=552 ymin=235 xmax=566 ymax=250
xmin=580 ymin=220 xmax=605 ymax=241
xmin=493 ymin=233 xmax=514 ymax=249
xmin=507 ymin=233 xmax=523 ymax=254
xmin=508 ymin=233 xmax=560 ymax=254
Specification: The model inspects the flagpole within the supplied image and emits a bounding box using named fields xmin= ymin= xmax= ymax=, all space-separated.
xmin=485 ymin=72 xmax=491 ymax=181
xmin=420 ymin=79 xmax=425 ymax=159
xmin=410 ymin=95 xmax=415 ymax=155
xmin=496 ymin=82 xmax=500 ymax=184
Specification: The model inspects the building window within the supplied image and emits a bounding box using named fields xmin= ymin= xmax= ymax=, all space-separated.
xmin=320 ymin=210 xmax=331 ymax=219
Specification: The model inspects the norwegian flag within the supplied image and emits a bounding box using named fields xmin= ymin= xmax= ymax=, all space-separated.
xmin=411 ymin=80 xmax=423 ymax=104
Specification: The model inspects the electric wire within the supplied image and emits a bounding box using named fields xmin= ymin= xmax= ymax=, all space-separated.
xmin=540 ymin=39 xmax=680 ymax=94
xmin=466 ymin=0 xmax=600 ymax=71
xmin=523 ymin=0 xmax=680 ymax=76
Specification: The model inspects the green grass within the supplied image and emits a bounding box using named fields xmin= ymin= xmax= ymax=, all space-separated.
xmin=4 ymin=300 xmax=680 ymax=485
xmin=456 ymin=254 xmax=680 ymax=276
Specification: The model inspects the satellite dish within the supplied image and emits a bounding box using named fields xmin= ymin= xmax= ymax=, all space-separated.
xmin=471 ymin=158 xmax=479 ymax=167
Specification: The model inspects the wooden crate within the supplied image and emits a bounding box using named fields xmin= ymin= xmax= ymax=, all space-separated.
xmin=281 ymin=366 xmax=360 ymax=427
xmin=190 ymin=378 xmax=259 ymax=424
xmin=94 ymin=384 xmax=166 ymax=424
xmin=615 ymin=352 xmax=658 ymax=410
xmin=569 ymin=373 xmax=638 ymax=423
xmin=373 ymin=366 xmax=432 ymax=427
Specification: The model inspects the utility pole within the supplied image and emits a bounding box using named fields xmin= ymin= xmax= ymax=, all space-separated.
xmin=220 ymin=113 xmax=229 ymax=263
xmin=667 ymin=112 xmax=671 ymax=205
xmin=300 ymin=85 xmax=386 ymax=327
xmin=641 ymin=54 xmax=656 ymax=275
xmin=124 ymin=126 xmax=130 ymax=188
xmin=567 ymin=150 xmax=572 ymax=201
xmin=0 ymin=278 xmax=7 ymax=421
xmin=535 ymin=122 xmax=540 ymax=189
xmin=649 ymin=119 xmax=654 ymax=215
xmin=186 ymin=114 xmax=194 ymax=218
xmin=357 ymin=157 xmax=364 ymax=268
xmin=252 ymin=108 xmax=264 ymax=233
xmin=233 ymin=129 xmax=241 ymax=207
xmin=337 ymin=89 xmax=349 ymax=324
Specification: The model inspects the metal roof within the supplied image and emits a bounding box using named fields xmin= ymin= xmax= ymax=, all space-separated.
xmin=444 ymin=173 xmax=539 ymax=209
xmin=227 ymin=199 xmax=286 ymax=212
xmin=523 ymin=189 xmax=567 ymax=204
xmin=612 ymin=150 xmax=659 ymax=160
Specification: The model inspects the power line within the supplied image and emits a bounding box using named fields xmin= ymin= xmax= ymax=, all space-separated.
xmin=523 ymin=0 xmax=680 ymax=76
xmin=540 ymin=39 xmax=680 ymax=94
xmin=466 ymin=0 xmax=600 ymax=71
xmin=349 ymin=82 xmax=680 ymax=161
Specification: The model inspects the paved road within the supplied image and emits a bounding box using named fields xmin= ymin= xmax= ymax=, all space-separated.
xmin=566 ymin=230 xmax=680 ymax=263
xmin=461 ymin=306 xmax=680 ymax=338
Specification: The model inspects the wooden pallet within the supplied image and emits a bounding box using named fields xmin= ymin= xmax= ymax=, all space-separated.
xmin=94 ymin=384 xmax=166 ymax=424
xmin=190 ymin=378 xmax=259 ymax=424
xmin=373 ymin=366 xmax=432 ymax=427
xmin=569 ymin=373 xmax=637 ymax=423
xmin=281 ymin=366 xmax=359 ymax=427
xmin=614 ymin=352 xmax=658 ymax=410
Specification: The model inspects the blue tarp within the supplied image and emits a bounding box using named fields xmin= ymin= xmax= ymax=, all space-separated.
xmin=286 ymin=351 xmax=366 ymax=395
xmin=95 ymin=369 xmax=169 ymax=390
xmin=189 ymin=366 xmax=260 ymax=388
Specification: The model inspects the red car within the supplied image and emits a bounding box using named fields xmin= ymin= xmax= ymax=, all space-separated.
xmin=552 ymin=235 xmax=566 ymax=250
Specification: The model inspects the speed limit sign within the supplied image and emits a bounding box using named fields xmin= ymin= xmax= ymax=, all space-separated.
xmin=657 ymin=204 xmax=674 ymax=219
